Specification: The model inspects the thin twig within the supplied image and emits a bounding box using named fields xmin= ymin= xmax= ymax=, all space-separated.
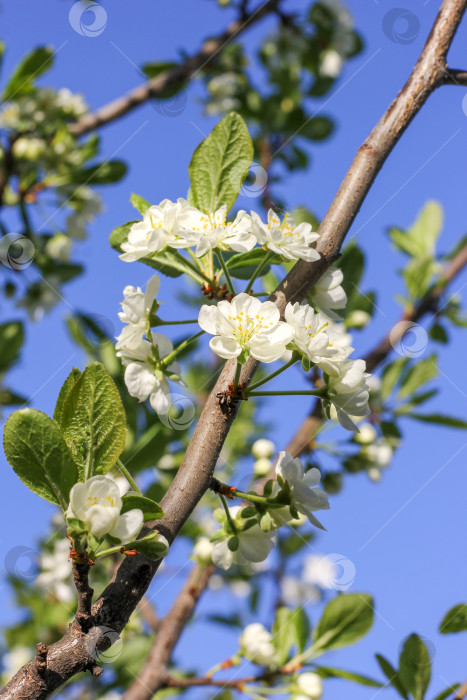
xmin=285 ymin=240 xmax=467 ymax=458
xmin=69 ymin=1 xmax=280 ymax=137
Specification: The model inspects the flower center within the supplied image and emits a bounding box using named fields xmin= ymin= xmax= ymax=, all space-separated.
xmin=228 ymin=310 xmax=274 ymax=344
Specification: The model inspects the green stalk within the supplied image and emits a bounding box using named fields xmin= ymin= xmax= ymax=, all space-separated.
xmin=116 ymin=459 xmax=142 ymax=495
xmin=247 ymin=388 xmax=328 ymax=398
xmin=173 ymin=250 xmax=213 ymax=285
xmin=215 ymin=250 xmax=235 ymax=296
xmin=161 ymin=330 xmax=204 ymax=367
xmin=247 ymin=357 xmax=298 ymax=392
xmin=233 ymin=361 xmax=242 ymax=389
xmin=232 ymin=488 xmax=270 ymax=505
xmin=151 ymin=318 xmax=198 ymax=327
xmin=219 ymin=492 xmax=238 ymax=534
xmin=244 ymin=251 xmax=274 ymax=294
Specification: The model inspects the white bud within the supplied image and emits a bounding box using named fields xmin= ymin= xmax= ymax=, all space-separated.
xmin=297 ymin=671 xmax=323 ymax=699
xmin=252 ymin=439 xmax=275 ymax=459
xmin=346 ymin=310 xmax=371 ymax=329
xmin=354 ymin=423 xmax=376 ymax=445
xmin=368 ymin=467 xmax=382 ymax=482
xmin=192 ymin=537 xmax=213 ymax=564
xmin=254 ymin=458 xmax=272 ymax=477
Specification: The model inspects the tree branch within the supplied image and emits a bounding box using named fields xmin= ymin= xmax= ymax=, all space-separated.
xmin=72 ymin=560 xmax=94 ymax=632
xmin=2 ymin=1 xmax=466 ymax=697
xmin=443 ymin=67 xmax=467 ymax=84
xmin=69 ymin=1 xmax=280 ymax=138
xmin=285 ymin=240 xmax=467 ymax=458
xmin=122 ymin=564 xmax=214 ymax=700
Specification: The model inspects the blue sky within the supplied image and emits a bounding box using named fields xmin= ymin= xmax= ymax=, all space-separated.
xmin=1 ymin=1 xmax=467 ymax=697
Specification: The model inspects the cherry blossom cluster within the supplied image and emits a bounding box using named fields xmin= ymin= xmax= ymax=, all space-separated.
xmin=120 ymin=199 xmax=320 ymax=263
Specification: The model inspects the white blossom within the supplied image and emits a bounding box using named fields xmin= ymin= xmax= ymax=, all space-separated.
xmin=252 ymin=438 xmax=275 ymax=459
xmin=178 ymin=204 xmax=256 ymax=257
xmin=45 ymin=234 xmax=72 ymax=262
xmin=120 ymin=199 xmax=194 ymax=262
xmin=115 ymin=275 xmax=160 ymax=351
xmin=118 ymin=334 xmax=182 ymax=414
xmin=212 ymin=507 xmax=276 ymax=570
xmin=251 ymin=209 xmax=320 ymax=262
xmin=354 ymin=423 xmax=377 ymax=445
xmin=285 ymin=302 xmax=352 ymax=375
xmin=275 ymin=452 xmax=329 ymax=529
xmin=280 ymin=575 xmax=320 ymax=607
xmin=192 ymin=536 xmax=214 ymax=564
xmin=326 ymin=358 xmax=370 ymax=431
xmin=239 ymin=623 xmax=276 ymax=666
xmin=297 ymin=672 xmax=324 ymax=699
xmin=303 ymin=554 xmax=339 ymax=589
xmin=67 ymin=476 xmax=143 ymax=543
xmin=199 ymin=293 xmax=292 ymax=363
xmin=320 ymin=48 xmax=343 ymax=78
xmin=368 ymin=467 xmax=382 ymax=482
xmin=310 ymin=266 xmax=347 ymax=319
xmin=364 ymin=439 xmax=393 ymax=467
xmin=254 ymin=457 xmax=272 ymax=477
xmin=36 ymin=539 xmax=74 ymax=603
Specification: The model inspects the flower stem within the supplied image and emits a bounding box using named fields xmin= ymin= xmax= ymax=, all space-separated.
xmin=151 ymin=318 xmax=198 ymax=326
xmin=116 ymin=459 xmax=142 ymax=495
xmin=231 ymin=488 xmax=270 ymax=505
xmin=218 ymin=493 xmax=238 ymax=534
xmin=247 ymin=358 xmax=298 ymax=392
xmin=233 ymin=361 xmax=242 ymax=389
xmin=94 ymin=544 xmax=124 ymax=560
xmin=215 ymin=250 xmax=235 ymax=296
xmin=161 ymin=330 xmax=204 ymax=367
xmin=244 ymin=251 xmax=274 ymax=294
xmin=247 ymin=388 xmax=328 ymax=398
xmin=173 ymin=250 xmax=213 ymax=285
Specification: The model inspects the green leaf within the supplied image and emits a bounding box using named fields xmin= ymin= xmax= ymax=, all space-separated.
xmin=53 ymin=367 xmax=82 ymax=424
xmin=389 ymin=201 xmax=443 ymax=258
xmin=130 ymin=532 xmax=169 ymax=560
xmin=121 ymin=492 xmax=164 ymax=522
xmin=337 ymin=243 xmax=364 ymax=300
xmin=57 ymin=362 xmax=127 ymax=480
xmin=141 ymin=250 xmax=196 ymax=278
xmin=3 ymin=408 xmax=78 ymax=508
xmin=294 ymin=608 xmax=310 ymax=653
xmin=381 ymin=358 xmax=409 ymax=399
xmin=141 ymin=61 xmax=177 ymax=79
xmin=292 ymin=206 xmax=320 ymax=230
xmin=188 ymin=112 xmax=253 ymax=213
xmin=403 ymin=257 xmax=435 ymax=300
xmin=315 ymin=666 xmax=383 ymax=687
xmin=0 ymin=321 xmax=24 ymax=372
xmin=2 ymin=46 xmax=54 ymax=101
xmin=72 ymin=160 xmax=127 ymax=185
xmin=398 ymin=633 xmax=431 ymax=700
xmin=226 ymin=249 xmax=279 ymax=280
xmin=272 ymin=607 xmax=296 ymax=665
xmin=440 ymin=603 xmax=467 ymax=633
xmin=313 ymin=593 xmax=374 ymax=652
xmin=429 ymin=322 xmax=448 ymax=344
xmin=405 ymin=413 xmax=467 ymax=429
xmin=432 ymin=684 xmax=461 ymax=700
xmin=397 ymin=356 xmax=437 ymax=399
xmin=109 ymin=220 xmax=139 ymax=251
xmin=130 ymin=193 xmax=150 ymax=215
xmin=375 ymin=654 xmax=409 ymax=699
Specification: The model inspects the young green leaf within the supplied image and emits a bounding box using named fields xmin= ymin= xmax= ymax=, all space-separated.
xmin=53 ymin=367 xmax=82 ymax=424
xmin=314 ymin=666 xmax=383 ymax=687
xmin=121 ymin=492 xmax=164 ymax=522
xmin=312 ymin=593 xmax=374 ymax=652
xmin=272 ymin=607 xmax=296 ymax=665
xmin=375 ymin=654 xmax=409 ymax=699
xmin=397 ymin=355 xmax=437 ymax=399
xmin=294 ymin=608 xmax=311 ymax=653
xmin=3 ymin=408 xmax=79 ymax=508
xmin=2 ymin=46 xmax=54 ymax=101
xmin=72 ymin=160 xmax=127 ymax=185
xmin=432 ymin=684 xmax=461 ymax=700
xmin=398 ymin=634 xmax=431 ymax=700
xmin=57 ymin=362 xmax=127 ymax=480
xmin=404 ymin=413 xmax=467 ymax=429
xmin=0 ymin=321 xmax=24 ymax=373
xmin=381 ymin=358 xmax=409 ymax=399
xmin=439 ymin=603 xmax=467 ymax=633
xmin=130 ymin=193 xmax=150 ymax=215
xmin=109 ymin=220 xmax=139 ymax=251
xmin=188 ymin=112 xmax=253 ymax=213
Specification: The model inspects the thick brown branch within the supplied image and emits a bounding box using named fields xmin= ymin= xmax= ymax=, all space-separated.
xmin=443 ymin=67 xmax=467 ymax=84
xmin=122 ymin=564 xmax=214 ymax=700
xmin=2 ymin=2 xmax=466 ymax=698
xmin=69 ymin=1 xmax=280 ymax=137
xmin=72 ymin=561 xmax=94 ymax=632
xmin=285 ymin=240 xmax=467 ymax=458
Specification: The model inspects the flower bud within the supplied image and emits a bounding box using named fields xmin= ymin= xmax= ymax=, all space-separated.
xmin=252 ymin=439 xmax=275 ymax=459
